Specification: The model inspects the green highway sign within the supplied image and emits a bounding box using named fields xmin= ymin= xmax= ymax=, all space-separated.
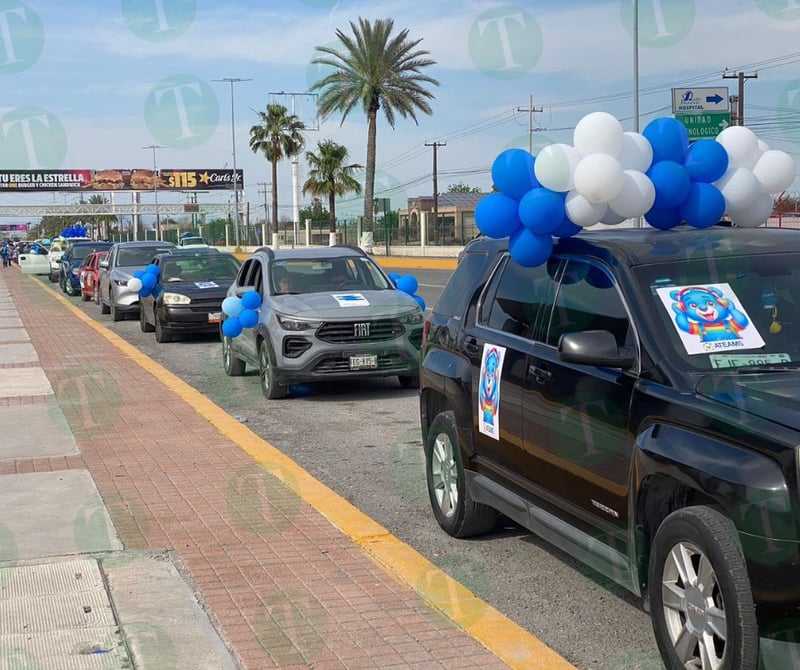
xmin=675 ymin=112 xmax=732 ymax=140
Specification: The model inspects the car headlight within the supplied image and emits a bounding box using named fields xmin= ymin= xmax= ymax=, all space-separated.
xmin=399 ymin=309 xmax=424 ymax=325
xmin=71 ymin=268 xmax=79 ymax=275
xmin=113 ymin=278 xmax=128 ymax=286
xmin=277 ymin=314 xmax=322 ymax=331
xmin=162 ymin=292 xmax=191 ymax=305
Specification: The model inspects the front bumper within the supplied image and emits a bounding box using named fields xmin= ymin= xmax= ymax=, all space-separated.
xmin=111 ymin=283 xmax=141 ymax=309
xmin=157 ymin=304 xmax=222 ymax=334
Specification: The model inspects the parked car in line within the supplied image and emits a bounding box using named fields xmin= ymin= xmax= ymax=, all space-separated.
xmin=18 ymin=241 xmax=50 ymax=275
xmin=78 ymin=250 xmax=108 ymax=303
xmin=98 ymin=240 xmax=175 ymax=321
xmin=419 ymin=227 xmax=800 ymax=669
xmin=139 ymin=248 xmax=241 ymax=342
xmin=59 ymin=241 xmax=114 ymax=296
xmin=48 ymin=236 xmax=89 ymax=282
xmin=222 ymin=245 xmax=424 ymax=398
xmin=177 ymin=235 xmax=208 ymax=248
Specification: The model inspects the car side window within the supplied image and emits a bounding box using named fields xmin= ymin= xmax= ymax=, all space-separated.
xmin=237 ymin=259 xmax=256 ymax=287
xmin=480 ymin=256 xmax=559 ymax=339
xmin=545 ymin=260 xmax=632 ymax=350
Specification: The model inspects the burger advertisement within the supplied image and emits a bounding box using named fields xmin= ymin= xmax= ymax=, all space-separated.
xmin=0 ymin=169 xmax=243 ymax=192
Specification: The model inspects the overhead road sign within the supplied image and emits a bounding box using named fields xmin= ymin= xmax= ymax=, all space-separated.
xmin=672 ymin=87 xmax=729 ymax=114
xmin=675 ymin=113 xmax=732 ymax=140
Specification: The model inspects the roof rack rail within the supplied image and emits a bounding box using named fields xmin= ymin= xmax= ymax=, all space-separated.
xmin=331 ymin=243 xmax=367 ymax=257
xmin=252 ymin=246 xmax=275 ymax=259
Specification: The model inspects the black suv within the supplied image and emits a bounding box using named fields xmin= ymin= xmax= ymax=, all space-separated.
xmin=420 ymin=227 xmax=800 ymax=669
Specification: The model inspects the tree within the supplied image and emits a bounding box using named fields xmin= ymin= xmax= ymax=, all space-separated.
xmin=446 ymin=182 xmax=481 ymax=194
xmin=302 ymin=139 xmax=362 ymax=235
xmin=249 ymin=103 xmax=306 ymax=240
xmin=299 ymin=197 xmax=330 ymax=224
xmin=310 ymin=17 xmax=439 ymax=236
xmin=85 ymin=194 xmax=118 ymax=239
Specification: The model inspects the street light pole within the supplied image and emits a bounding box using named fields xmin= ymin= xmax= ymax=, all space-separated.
xmin=142 ymin=144 xmax=165 ymax=240
xmin=213 ymin=77 xmax=252 ymax=250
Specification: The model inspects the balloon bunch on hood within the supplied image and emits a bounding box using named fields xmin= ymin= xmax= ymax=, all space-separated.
xmin=475 ymin=112 xmax=796 ymax=267
xmin=388 ymin=273 xmax=426 ymax=311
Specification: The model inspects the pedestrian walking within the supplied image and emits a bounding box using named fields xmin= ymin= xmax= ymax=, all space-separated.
xmin=0 ymin=241 xmax=10 ymax=268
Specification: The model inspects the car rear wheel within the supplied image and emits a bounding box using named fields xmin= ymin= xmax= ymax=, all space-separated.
xmin=398 ymin=374 xmax=419 ymax=389
xmin=139 ymin=304 xmax=154 ymax=333
xmin=649 ymin=506 xmax=757 ymax=670
xmin=81 ymin=288 xmax=90 ymax=302
xmin=154 ymin=316 xmax=173 ymax=342
xmin=100 ymin=285 xmax=110 ymax=314
xmin=93 ymin=284 xmax=100 ymax=306
xmin=222 ymin=336 xmax=245 ymax=376
xmin=110 ymin=297 xmax=124 ymax=322
xmin=424 ymin=410 xmax=498 ymax=538
xmin=258 ymin=339 xmax=286 ymax=399
xmin=48 ymin=270 xmax=57 ymax=283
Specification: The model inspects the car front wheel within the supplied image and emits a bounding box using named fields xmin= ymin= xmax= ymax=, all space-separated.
xmin=100 ymin=286 xmax=110 ymax=314
xmin=222 ymin=335 xmax=245 ymax=376
xmin=649 ymin=506 xmax=758 ymax=670
xmin=139 ymin=304 xmax=154 ymax=333
xmin=424 ymin=410 xmax=498 ymax=538
xmin=154 ymin=316 xmax=173 ymax=342
xmin=93 ymin=283 xmax=100 ymax=306
xmin=258 ymin=339 xmax=286 ymax=399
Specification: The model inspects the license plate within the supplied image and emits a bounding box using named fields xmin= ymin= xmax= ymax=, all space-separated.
xmin=208 ymin=312 xmax=221 ymax=324
xmin=349 ymin=354 xmax=378 ymax=370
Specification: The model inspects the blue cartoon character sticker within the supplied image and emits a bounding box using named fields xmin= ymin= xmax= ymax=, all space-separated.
xmin=656 ymin=283 xmax=765 ymax=355
xmin=478 ymin=344 xmax=506 ymax=439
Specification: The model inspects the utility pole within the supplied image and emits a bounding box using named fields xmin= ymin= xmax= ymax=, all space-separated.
xmin=425 ymin=141 xmax=446 ymax=245
xmin=723 ymin=70 xmax=758 ymax=126
xmin=257 ymin=182 xmax=270 ymax=246
xmin=516 ymin=94 xmax=543 ymax=153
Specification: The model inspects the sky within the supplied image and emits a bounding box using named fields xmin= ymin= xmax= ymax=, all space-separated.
xmin=3 ymin=0 xmax=800 ymax=230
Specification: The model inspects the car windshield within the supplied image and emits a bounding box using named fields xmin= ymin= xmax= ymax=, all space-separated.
xmin=70 ymin=244 xmax=107 ymax=261
xmin=270 ymin=256 xmax=394 ymax=295
xmin=634 ymin=252 xmax=800 ymax=372
xmin=117 ymin=246 xmax=174 ymax=267
xmin=161 ymin=255 xmax=240 ymax=282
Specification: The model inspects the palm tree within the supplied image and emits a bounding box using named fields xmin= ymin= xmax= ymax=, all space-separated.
xmin=302 ymin=140 xmax=362 ymax=240
xmin=310 ymin=17 xmax=439 ymax=239
xmin=249 ymin=103 xmax=306 ymax=240
xmin=85 ymin=194 xmax=118 ymax=240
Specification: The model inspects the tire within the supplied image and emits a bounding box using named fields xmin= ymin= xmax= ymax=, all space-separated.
xmin=649 ymin=506 xmax=758 ymax=670
xmin=139 ymin=304 xmax=154 ymax=333
xmin=100 ymin=285 xmax=110 ymax=314
xmin=154 ymin=316 xmax=173 ymax=342
xmin=93 ymin=284 xmax=100 ymax=306
xmin=222 ymin=335 xmax=245 ymax=376
xmin=81 ymin=290 xmax=90 ymax=302
xmin=48 ymin=270 xmax=57 ymax=283
xmin=424 ymin=410 xmax=498 ymax=538
xmin=398 ymin=374 xmax=419 ymax=389
xmin=110 ymin=297 xmax=123 ymax=322
xmin=258 ymin=339 xmax=286 ymax=399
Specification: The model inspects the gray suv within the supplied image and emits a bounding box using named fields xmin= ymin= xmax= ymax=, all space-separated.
xmin=222 ymin=245 xmax=424 ymax=398
xmin=98 ymin=240 xmax=175 ymax=321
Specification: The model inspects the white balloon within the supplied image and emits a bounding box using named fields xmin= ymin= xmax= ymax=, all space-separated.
xmin=618 ymin=132 xmax=653 ymax=172
xmin=128 ymin=277 xmax=143 ymax=292
xmin=573 ymin=153 xmax=625 ymax=204
xmin=573 ymin=112 xmax=624 ymax=157
xmin=731 ymin=192 xmax=773 ymax=228
xmin=757 ymin=139 xmax=771 ymax=153
xmin=609 ymin=170 xmax=657 ymax=218
xmin=534 ymin=143 xmax=581 ymax=192
xmin=600 ymin=206 xmax=627 ymax=225
xmin=714 ymin=167 xmax=760 ymax=214
xmin=565 ymin=191 xmax=607 ymax=227
xmin=752 ymin=149 xmax=796 ymax=194
xmin=716 ymin=126 xmax=761 ymax=169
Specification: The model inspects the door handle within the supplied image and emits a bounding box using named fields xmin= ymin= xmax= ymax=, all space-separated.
xmin=528 ymin=363 xmax=551 ymax=384
xmin=464 ymin=337 xmax=480 ymax=356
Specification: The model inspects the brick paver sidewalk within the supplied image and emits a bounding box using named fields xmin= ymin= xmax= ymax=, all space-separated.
xmin=3 ymin=268 xmax=517 ymax=669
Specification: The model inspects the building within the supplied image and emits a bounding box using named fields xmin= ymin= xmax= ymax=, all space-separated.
xmin=398 ymin=192 xmax=487 ymax=246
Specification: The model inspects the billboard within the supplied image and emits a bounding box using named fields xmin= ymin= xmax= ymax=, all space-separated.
xmin=0 ymin=169 xmax=243 ymax=192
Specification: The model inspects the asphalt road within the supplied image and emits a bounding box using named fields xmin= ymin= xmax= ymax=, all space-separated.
xmin=55 ymin=267 xmax=661 ymax=670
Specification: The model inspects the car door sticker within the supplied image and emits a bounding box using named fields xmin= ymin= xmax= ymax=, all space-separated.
xmin=194 ymin=281 xmax=218 ymax=288
xmin=655 ymin=283 xmax=765 ymax=355
xmin=332 ymin=293 xmax=369 ymax=306
xmin=478 ymin=344 xmax=506 ymax=440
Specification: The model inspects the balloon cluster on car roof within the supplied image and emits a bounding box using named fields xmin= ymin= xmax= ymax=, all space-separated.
xmin=476 ymin=112 xmax=796 ymax=267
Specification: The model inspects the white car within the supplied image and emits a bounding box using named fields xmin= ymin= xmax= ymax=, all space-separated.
xmin=178 ymin=236 xmax=208 ymax=248
xmin=18 ymin=241 xmax=50 ymax=275
xmin=48 ymin=237 xmax=89 ymax=282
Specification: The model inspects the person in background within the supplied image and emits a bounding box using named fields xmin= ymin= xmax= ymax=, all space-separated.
xmin=0 ymin=241 xmax=10 ymax=268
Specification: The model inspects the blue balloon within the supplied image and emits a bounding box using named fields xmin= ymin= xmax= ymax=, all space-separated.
xmin=552 ymin=217 xmax=582 ymax=238
xmin=509 ymin=227 xmax=553 ymax=268
xmin=645 ymin=206 xmax=682 ymax=230
xmin=145 ymin=263 xmax=160 ymax=276
xmin=475 ymin=193 xmax=523 ymax=239
xmin=491 ymin=149 xmax=540 ymax=200
xmin=679 ymin=182 xmax=726 ymax=229
xmin=222 ymin=317 xmax=243 ymax=338
xmin=396 ymin=275 xmax=419 ymax=295
xmin=289 ymin=384 xmax=312 ymax=397
xmin=413 ymin=294 xmax=426 ymax=311
xmin=683 ymin=139 xmax=729 ymax=183
xmin=221 ymin=295 xmax=243 ymax=317
xmin=238 ymin=308 xmax=258 ymax=328
xmin=140 ymin=273 xmax=157 ymax=291
xmin=387 ymin=272 xmax=402 ymax=285
xmin=241 ymin=290 xmax=262 ymax=310
xmin=647 ymin=161 xmax=691 ymax=209
xmin=643 ymin=117 xmax=689 ymax=164
xmin=518 ymin=187 xmax=566 ymax=235
xmin=133 ymin=270 xmax=145 ymax=279
xmin=139 ymin=286 xmax=153 ymax=298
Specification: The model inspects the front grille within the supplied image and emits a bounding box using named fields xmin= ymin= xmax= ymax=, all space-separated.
xmin=317 ymin=319 xmax=403 ymax=343
xmin=283 ymin=337 xmax=312 ymax=358
xmin=312 ymin=353 xmax=410 ymax=374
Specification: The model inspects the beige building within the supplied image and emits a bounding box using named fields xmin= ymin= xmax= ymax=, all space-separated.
xmin=398 ymin=192 xmax=487 ymax=246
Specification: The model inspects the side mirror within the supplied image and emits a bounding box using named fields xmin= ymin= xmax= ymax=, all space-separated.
xmin=558 ymin=330 xmax=635 ymax=369
xmin=99 ymin=260 xmax=109 ymax=269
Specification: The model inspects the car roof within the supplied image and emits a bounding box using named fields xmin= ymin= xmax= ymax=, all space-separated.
xmin=152 ymin=249 xmax=234 ymax=262
xmin=68 ymin=240 xmax=113 ymax=247
xmin=468 ymin=227 xmax=800 ymax=268
xmin=113 ymin=240 xmax=176 ymax=248
xmin=253 ymin=245 xmax=367 ymax=262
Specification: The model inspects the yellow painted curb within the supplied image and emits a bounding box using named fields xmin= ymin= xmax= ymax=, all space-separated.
xmin=31 ymin=275 xmax=575 ymax=670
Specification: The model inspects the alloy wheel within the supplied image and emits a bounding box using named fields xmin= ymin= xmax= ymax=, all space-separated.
xmin=430 ymin=431 xmax=459 ymax=519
